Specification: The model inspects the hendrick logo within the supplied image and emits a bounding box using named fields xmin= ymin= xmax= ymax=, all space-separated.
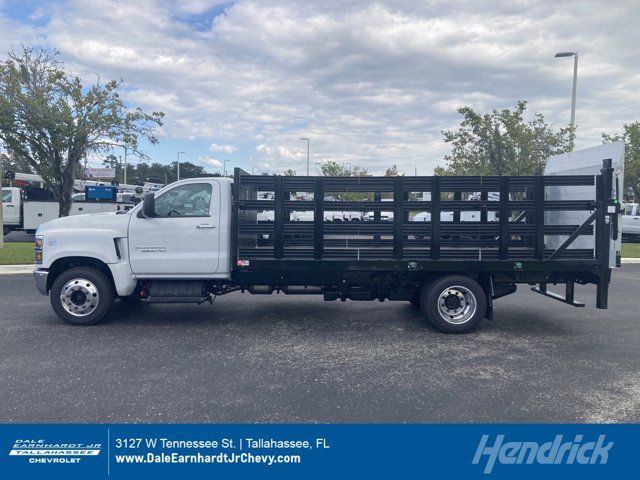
xmin=472 ymin=434 xmax=613 ymax=474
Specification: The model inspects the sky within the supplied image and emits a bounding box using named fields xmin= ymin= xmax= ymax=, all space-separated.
xmin=1 ymin=0 xmax=639 ymax=176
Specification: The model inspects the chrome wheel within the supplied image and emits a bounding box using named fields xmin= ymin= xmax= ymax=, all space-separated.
xmin=60 ymin=278 xmax=100 ymax=317
xmin=437 ymin=285 xmax=477 ymax=324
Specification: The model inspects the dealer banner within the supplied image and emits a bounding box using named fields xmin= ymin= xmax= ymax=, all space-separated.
xmin=0 ymin=423 xmax=630 ymax=479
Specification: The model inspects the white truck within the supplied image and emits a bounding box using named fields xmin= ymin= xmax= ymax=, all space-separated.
xmin=622 ymin=203 xmax=640 ymax=241
xmin=2 ymin=186 xmax=135 ymax=236
xmin=33 ymin=160 xmax=622 ymax=334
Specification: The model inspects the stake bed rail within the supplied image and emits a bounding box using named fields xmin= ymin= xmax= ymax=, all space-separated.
xmin=231 ymin=160 xmax=619 ymax=309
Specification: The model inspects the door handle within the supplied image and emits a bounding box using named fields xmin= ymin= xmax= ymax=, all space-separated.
xmin=197 ymin=224 xmax=216 ymax=229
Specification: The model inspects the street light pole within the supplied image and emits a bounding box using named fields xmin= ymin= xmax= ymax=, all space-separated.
xmin=300 ymin=137 xmax=310 ymax=175
xmin=177 ymin=151 xmax=185 ymax=181
xmin=123 ymin=146 xmax=128 ymax=185
xmin=570 ymin=53 xmax=578 ymax=131
xmin=223 ymin=159 xmax=228 ymax=177
xmin=555 ymin=51 xmax=578 ymax=147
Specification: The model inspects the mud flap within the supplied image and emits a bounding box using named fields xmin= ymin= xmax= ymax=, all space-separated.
xmin=481 ymin=274 xmax=494 ymax=321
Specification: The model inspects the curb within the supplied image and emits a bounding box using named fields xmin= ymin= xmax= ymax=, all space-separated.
xmin=2 ymin=259 xmax=640 ymax=274
xmin=0 ymin=265 xmax=34 ymax=274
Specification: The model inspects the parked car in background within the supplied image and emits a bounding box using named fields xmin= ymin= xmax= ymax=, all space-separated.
xmin=363 ymin=211 xmax=394 ymax=222
xmin=622 ymin=203 xmax=640 ymax=241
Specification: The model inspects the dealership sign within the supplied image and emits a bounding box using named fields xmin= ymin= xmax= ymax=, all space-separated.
xmin=85 ymin=167 xmax=115 ymax=179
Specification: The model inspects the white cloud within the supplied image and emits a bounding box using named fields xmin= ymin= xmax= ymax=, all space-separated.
xmin=1 ymin=0 xmax=639 ymax=175
xmin=28 ymin=6 xmax=46 ymax=21
xmin=209 ymin=143 xmax=237 ymax=153
xmin=199 ymin=156 xmax=223 ymax=168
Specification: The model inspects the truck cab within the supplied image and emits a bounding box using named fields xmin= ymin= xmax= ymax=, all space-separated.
xmin=127 ymin=177 xmax=232 ymax=276
xmin=33 ymin=177 xmax=232 ymax=324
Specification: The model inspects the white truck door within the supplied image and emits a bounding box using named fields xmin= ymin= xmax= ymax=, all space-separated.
xmin=2 ymin=188 xmax=21 ymax=226
xmin=128 ymin=180 xmax=220 ymax=275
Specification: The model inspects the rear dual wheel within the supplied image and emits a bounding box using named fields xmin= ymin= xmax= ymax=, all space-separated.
xmin=420 ymin=275 xmax=487 ymax=333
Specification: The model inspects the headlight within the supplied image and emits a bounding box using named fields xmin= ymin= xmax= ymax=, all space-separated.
xmin=34 ymin=235 xmax=44 ymax=264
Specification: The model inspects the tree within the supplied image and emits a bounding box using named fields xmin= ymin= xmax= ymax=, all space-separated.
xmin=1 ymin=149 xmax=33 ymax=174
xmin=0 ymin=47 xmax=164 ymax=216
xmin=602 ymin=121 xmax=640 ymax=201
xmin=102 ymin=153 xmax=122 ymax=181
xmin=104 ymin=160 xmax=210 ymax=185
xmin=435 ymin=101 xmax=573 ymax=176
xmin=316 ymin=160 xmax=368 ymax=177
xmin=385 ymin=164 xmax=403 ymax=176
xmin=316 ymin=160 xmax=369 ymax=201
xmin=169 ymin=161 xmax=207 ymax=181
xmin=283 ymin=168 xmax=297 ymax=176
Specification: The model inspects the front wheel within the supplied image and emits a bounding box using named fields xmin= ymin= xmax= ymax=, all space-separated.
xmin=50 ymin=267 xmax=114 ymax=325
xmin=420 ymin=275 xmax=487 ymax=333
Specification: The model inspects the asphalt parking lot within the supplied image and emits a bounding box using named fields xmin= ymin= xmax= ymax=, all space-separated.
xmin=1 ymin=266 xmax=640 ymax=423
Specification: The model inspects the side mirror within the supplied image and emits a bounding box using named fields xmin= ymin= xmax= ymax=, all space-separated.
xmin=141 ymin=193 xmax=156 ymax=218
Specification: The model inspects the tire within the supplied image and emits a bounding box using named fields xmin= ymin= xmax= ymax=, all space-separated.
xmin=420 ymin=275 xmax=487 ymax=333
xmin=50 ymin=267 xmax=114 ymax=325
xmin=3 ymin=226 xmax=9 ymax=236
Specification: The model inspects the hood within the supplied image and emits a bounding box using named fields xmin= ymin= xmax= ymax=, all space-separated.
xmin=37 ymin=211 xmax=131 ymax=237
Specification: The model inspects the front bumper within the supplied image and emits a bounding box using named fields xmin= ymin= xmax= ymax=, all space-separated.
xmin=34 ymin=268 xmax=49 ymax=295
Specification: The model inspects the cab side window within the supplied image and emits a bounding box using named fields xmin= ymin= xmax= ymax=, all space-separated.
xmin=2 ymin=190 xmax=12 ymax=203
xmin=624 ymin=205 xmax=634 ymax=216
xmin=154 ymin=183 xmax=213 ymax=217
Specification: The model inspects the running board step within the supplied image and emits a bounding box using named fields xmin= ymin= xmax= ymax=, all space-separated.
xmin=147 ymin=280 xmax=206 ymax=303
xmin=148 ymin=296 xmax=206 ymax=304
xmin=531 ymin=281 xmax=585 ymax=307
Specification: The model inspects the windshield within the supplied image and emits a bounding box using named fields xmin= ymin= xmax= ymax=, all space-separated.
xmin=2 ymin=189 xmax=12 ymax=203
